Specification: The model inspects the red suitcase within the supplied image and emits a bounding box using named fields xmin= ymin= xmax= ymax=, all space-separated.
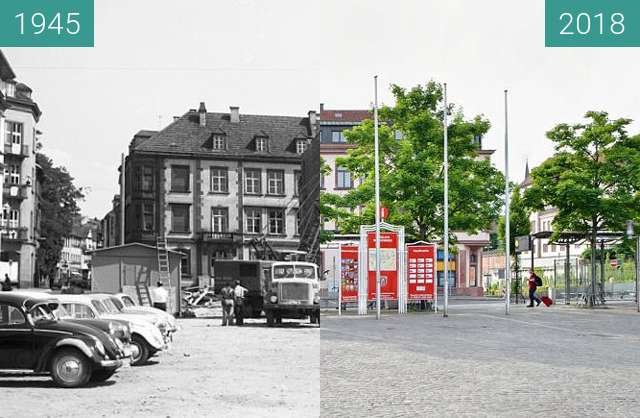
xmin=540 ymin=296 xmax=553 ymax=307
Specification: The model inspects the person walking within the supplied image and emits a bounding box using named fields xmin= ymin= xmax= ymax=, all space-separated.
xmin=527 ymin=271 xmax=543 ymax=307
xmin=1 ymin=274 xmax=12 ymax=292
xmin=151 ymin=281 xmax=169 ymax=311
xmin=220 ymin=283 xmax=235 ymax=326
xmin=233 ymin=280 xmax=248 ymax=326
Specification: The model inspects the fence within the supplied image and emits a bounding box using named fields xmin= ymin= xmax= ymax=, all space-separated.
xmin=509 ymin=258 xmax=638 ymax=305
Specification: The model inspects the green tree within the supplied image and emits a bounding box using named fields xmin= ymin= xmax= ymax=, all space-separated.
xmin=326 ymin=82 xmax=505 ymax=242
xmin=523 ymin=111 xmax=640 ymax=305
xmin=498 ymin=185 xmax=531 ymax=256
xmin=36 ymin=153 xmax=85 ymax=286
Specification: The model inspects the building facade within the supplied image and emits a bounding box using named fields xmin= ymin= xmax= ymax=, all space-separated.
xmin=59 ymin=217 xmax=101 ymax=284
xmin=0 ymin=50 xmax=42 ymax=288
xmin=113 ymin=103 xmax=316 ymax=286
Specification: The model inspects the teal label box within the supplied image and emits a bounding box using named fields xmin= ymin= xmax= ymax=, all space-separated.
xmin=0 ymin=0 xmax=94 ymax=47
xmin=546 ymin=0 xmax=640 ymax=47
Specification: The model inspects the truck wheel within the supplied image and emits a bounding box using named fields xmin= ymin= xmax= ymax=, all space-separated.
xmin=130 ymin=334 xmax=150 ymax=366
xmin=50 ymin=348 xmax=91 ymax=388
xmin=90 ymin=369 xmax=117 ymax=382
xmin=266 ymin=311 xmax=274 ymax=327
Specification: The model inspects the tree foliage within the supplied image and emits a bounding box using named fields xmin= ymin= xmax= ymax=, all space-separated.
xmin=523 ymin=111 xmax=640 ymax=240
xmin=498 ymin=185 xmax=531 ymax=256
xmin=36 ymin=153 xmax=84 ymax=282
xmin=325 ymin=81 xmax=505 ymax=242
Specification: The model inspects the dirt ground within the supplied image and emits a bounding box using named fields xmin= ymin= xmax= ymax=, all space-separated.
xmin=0 ymin=318 xmax=320 ymax=418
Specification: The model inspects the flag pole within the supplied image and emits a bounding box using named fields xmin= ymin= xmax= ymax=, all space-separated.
xmin=443 ymin=83 xmax=449 ymax=318
xmin=504 ymin=90 xmax=511 ymax=315
xmin=374 ymin=75 xmax=382 ymax=320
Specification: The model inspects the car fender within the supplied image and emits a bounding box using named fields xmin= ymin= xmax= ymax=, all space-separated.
xmin=130 ymin=326 xmax=164 ymax=350
xmin=34 ymin=338 xmax=94 ymax=372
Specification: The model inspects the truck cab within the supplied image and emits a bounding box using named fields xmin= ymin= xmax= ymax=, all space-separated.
xmin=264 ymin=262 xmax=320 ymax=326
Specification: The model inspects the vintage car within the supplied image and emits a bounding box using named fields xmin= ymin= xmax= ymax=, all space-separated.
xmin=55 ymin=294 xmax=166 ymax=366
xmin=109 ymin=293 xmax=178 ymax=336
xmin=0 ymin=293 xmax=126 ymax=387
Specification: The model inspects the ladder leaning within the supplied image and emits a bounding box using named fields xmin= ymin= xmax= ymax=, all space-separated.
xmin=156 ymin=236 xmax=173 ymax=313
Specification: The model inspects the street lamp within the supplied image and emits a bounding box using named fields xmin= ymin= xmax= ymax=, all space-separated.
xmin=626 ymin=220 xmax=640 ymax=313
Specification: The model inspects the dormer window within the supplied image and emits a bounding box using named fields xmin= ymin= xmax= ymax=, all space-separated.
xmin=212 ymin=134 xmax=226 ymax=150
xmin=296 ymin=139 xmax=308 ymax=155
xmin=256 ymin=137 xmax=267 ymax=152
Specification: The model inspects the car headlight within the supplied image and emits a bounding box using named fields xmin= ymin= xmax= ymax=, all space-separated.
xmin=90 ymin=336 xmax=106 ymax=356
xmin=270 ymin=295 xmax=278 ymax=303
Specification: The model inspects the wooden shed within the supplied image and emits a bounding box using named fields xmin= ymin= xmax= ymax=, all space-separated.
xmin=90 ymin=243 xmax=182 ymax=314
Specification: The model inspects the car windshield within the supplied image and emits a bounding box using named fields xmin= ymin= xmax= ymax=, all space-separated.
xmin=30 ymin=304 xmax=56 ymax=322
xmin=121 ymin=296 xmax=136 ymax=307
xmin=273 ymin=265 xmax=317 ymax=279
xmin=100 ymin=298 xmax=120 ymax=314
xmin=91 ymin=300 xmax=107 ymax=314
xmin=110 ymin=297 xmax=125 ymax=311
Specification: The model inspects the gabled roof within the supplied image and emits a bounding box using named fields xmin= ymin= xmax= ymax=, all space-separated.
xmin=130 ymin=110 xmax=313 ymax=159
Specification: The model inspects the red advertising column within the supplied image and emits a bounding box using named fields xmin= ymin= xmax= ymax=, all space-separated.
xmin=407 ymin=244 xmax=436 ymax=301
xmin=367 ymin=231 xmax=398 ymax=301
xmin=340 ymin=245 xmax=358 ymax=303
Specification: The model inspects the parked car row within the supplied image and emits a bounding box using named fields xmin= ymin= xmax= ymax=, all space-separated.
xmin=0 ymin=290 xmax=179 ymax=388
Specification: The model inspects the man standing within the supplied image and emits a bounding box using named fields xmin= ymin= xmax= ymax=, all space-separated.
xmin=527 ymin=271 xmax=542 ymax=308
xmin=1 ymin=274 xmax=12 ymax=291
xmin=220 ymin=283 xmax=235 ymax=326
xmin=151 ymin=281 xmax=169 ymax=311
xmin=233 ymin=280 xmax=248 ymax=326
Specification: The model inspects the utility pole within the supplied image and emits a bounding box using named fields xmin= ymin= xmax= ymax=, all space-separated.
xmin=443 ymin=83 xmax=449 ymax=318
xmin=373 ymin=75 xmax=382 ymax=320
xmin=504 ymin=90 xmax=511 ymax=315
xmin=120 ymin=153 xmax=125 ymax=246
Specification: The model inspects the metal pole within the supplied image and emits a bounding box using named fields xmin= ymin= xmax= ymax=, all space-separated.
xmin=336 ymin=254 xmax=341 ymax=316
xmin=120 ymin=153 xmax=125 ymax=246
xmin=565 ymin=244 xmax=570 ymax=304
xmin=504 ymin=90 xmax=511 ymax=315
xmin=636 ymin=235 xmax=639 ymax=313
xmin=443 ymin=83 xmax=449 ymax=318
xmin=374 ymin=76 xmax=381 ymax=320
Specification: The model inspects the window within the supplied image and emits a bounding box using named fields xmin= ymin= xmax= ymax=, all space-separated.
xmin=332 ymin=131 xmax=345 ymax=143
xmin=268 ymin=208 xmax=285 ymax=234
xmin=5 ymin=122 xmax=23 ymax=146
xmin=177 ymin=248 xmax=191 ymax=276
xmin=246 ymin=208 xmax=262 ymax=234
xmin=171 ymin=204 xmax=190 ymax=233
xmin=0 ymin=304 xmax=26 ymax=326
xmin=2 ymin=208 xmax=19 ymax=228
xmin=245 ymin=169 xmax=261 ymax=194
xmin=211 ymin=208 xmax=228 ymax=233
xmin=4 ymin=164 xmax=20 ymax=185
xmin=256 ymin=137 xmax=267 ymax=152
xmin=5 ymin=82 xmax=15 ymax=98
xmin=210 ymin=167 xmax=229 ymax=193
xmin=267 ymin=170 xmax=284 ymax=195
xmin=336 ymin=166 xmax=353 ymax=189
xmin=320 ymin=173 xmax=325 ymax=189
xmin=142 ymin=203 xmax=154 ymax=232
xmin=171 ymin=165 xmax=190 ymax=192
xmin=141 ymin=166 xmax=153 ymax=192
xmin=295 ymin=211 xmax=301 ymax=235
xmin=294 ymin=171 xmax=301 ymax=196
xmin=296 ymin=139 xmax=308 ymax=154
xmin=212 ymin=135 xmax=226 ymax=150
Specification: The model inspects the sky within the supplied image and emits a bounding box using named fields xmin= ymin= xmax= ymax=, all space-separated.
xmin=3 ymin=0 xmax=640 ymax=218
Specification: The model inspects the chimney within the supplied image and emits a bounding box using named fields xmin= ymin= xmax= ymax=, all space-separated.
xmin=308 ymin=110 xmax=317 ymax=137
xmin=319 ymin=103 xmax=324 ymax=112
xmin=230 ymin=106 xmax=240 ymax=123
xmin=173 ymin=116 xmax=180 ymax=122
xmin=198 ymin=102 xmax=207 ymax=127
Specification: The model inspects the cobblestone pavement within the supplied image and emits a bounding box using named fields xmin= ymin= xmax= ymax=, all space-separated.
xmin=1 ymin=318 xmax=319 ymax=418
xmin=321 ymin=302 xmax=640 ymax=418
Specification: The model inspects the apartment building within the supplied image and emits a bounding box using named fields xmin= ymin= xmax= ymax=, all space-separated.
xmin=113 ymin=103 xmax=316 ymax=286
xmin=0 ymin=50 xmax=42 ymax=288
xmin=59 ymin=217 xmax=101 ymax=282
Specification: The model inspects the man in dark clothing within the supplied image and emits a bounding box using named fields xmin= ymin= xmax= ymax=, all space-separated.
xmin=1 ymin=275 xmax=12 ymax=291
xmin=527 ymin=271 xmax=542 ymax=307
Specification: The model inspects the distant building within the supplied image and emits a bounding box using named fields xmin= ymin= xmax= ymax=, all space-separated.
xmin=108 ymin=103 xmax=317 ymax=286
xmin=0 ymin=49 xmax=42 ymax=288
xmin=59 ymin=217 xmax=101 ymax=283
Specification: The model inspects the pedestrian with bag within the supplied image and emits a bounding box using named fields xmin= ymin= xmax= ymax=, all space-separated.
xmin=527 ymin=270 xmax=543 ymax=307
xmin=1 ymin=274 xmax=12 ymax=292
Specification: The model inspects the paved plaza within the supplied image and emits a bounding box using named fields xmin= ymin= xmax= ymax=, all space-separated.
xmin=321 ymin=301 xmax=640 ymax=418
